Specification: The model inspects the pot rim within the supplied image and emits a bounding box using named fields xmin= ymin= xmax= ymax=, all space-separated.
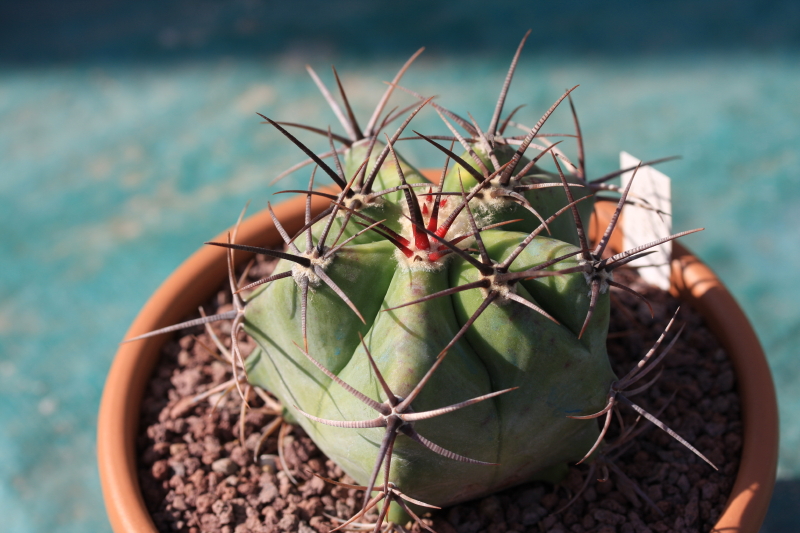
xmin=98 ymin=188 xmax=777 ymax=533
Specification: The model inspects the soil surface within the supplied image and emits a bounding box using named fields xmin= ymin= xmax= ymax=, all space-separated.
xmin=137 ymin=254 xmax=741 ymax=533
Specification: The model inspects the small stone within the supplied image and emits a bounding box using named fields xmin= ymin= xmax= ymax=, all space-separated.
xmin=212 ymin=458 xmax=238 ymax=476
xmin=171 ymin=494 xmax=187 ymax=511
xmin=684 ymin=497 xmax=699 ymax=526
xmin=541 ymin=492 xmax=559 ymax=510
xmin=212 ymin=499 xmax=234 ymax=524
xmin=521 ymin=505 xmax=544 ymax=525
xmin=457 ymin=520 xmax=481 ymax=533
xmin=230 ymin=445 xmax=250 ymax=467
xmin=505 ymin=503 xmax=520 ymax=524
xmin=593 ymin=509 xmax=625 ymax=526
xmin=600 ymin=499 xmax=626 ymax=515
xmin=304 ymin=475 xmax=326 ymax=496
xmin=479 ymin=496 xmax=502 ymax=520
xmin=219 ymin=485 xmax=237 ymax=501
xmin=258 ymin=482 xmax=278 ymax=504
xmin=298 ymin=521 xmax=316 ymax=533
xmin=178 ymin=349 xmax=192 ymax=367
xmin=647 ymin=484 xmax=662 ymax=502
xmin=183 ymin=456 xmax=201 ymax=476
xmin=309 ymin=516 xmax=330 ymax=533
xmin=715 ymin=370 xmax=735 ymax=392
xmin=542 ymin=515 xmax=558 ymax=529
xmin=278 ymin=512 xmax=298 ymax=530
xmin=258 ymin=453 xmax=278 ymax=469
xmin=701 ymin=481 xmax=720 ymax=501
xmin=178 ymin=336 xmax=194 ymax=350
xmin=151 ymin=459 xmax=170 ymax=480
xmin=200 ymin=513 xmax=220 ymax=530
xmin=169 ymin=442 xmax=188 ymax=455
xmin=168 ymin=459 xmax=186 ymax=478
xmin=196 ymin=493 xmax=214 ymax=514
xmin=517 ymin=486 xmax=545 ymax=507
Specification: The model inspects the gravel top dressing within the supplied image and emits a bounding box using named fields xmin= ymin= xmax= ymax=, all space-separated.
xmin=137 ymin=254 xmax=741 ymax=533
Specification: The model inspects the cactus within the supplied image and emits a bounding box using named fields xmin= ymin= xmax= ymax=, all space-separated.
xmin=126 ymin=32 xmax=715 ymax=530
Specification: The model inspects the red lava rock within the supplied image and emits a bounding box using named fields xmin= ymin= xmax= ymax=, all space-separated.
xmin=594 ymin=508 xmax=625 ymax=526
xmin=540 ymin=492 xmax=560 ymax=510
xmin=257 ymin=482 xmax=278 ymax=505
xmin=200 ymin=513 xmax=220 ymax=531
xmin=151 ymin=459 xmax=170 ymax=481
xmin=277 ymin=511 xmax=298 ymax=530
xmin=137 ymin=266 xmax=741 ymax=533
xmin=309 ymin=515 xmax=330 ymax=533
xmin=230 ymin=445 xmax=249 ymax=467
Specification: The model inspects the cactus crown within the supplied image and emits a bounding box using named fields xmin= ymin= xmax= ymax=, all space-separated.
xmin=125 ymin=31 xmax=713 ymax=532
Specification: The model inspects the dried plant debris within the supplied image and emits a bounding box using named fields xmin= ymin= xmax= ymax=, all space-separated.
xmin=138 ymin=258 xmax=740 ymax=533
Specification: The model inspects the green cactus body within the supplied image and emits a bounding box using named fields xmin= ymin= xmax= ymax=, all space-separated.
xmin=241 ymin=142 xmax=617 ymax=508
xmin=440 ymin=144 xmax=594 ymax=247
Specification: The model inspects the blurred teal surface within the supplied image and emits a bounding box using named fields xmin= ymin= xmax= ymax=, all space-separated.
xmin=1 ymin=1 xmax=799 ymax=531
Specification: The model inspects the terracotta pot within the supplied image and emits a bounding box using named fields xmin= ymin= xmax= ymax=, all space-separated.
xmin=99 ymin=178 xmax=778 ymax=533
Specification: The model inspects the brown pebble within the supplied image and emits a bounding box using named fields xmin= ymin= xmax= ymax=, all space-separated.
xmin=701 ymin=480 xmax=719 ymax=501
xmin=541 ymin=492 xmax=559 ymax=510
xmin=520 ymin=505 xmax=544 ymax=525
xmin=479 ymin=495 xmax=502 ymax=520
xmin=715 ymin=370 xmax=735 ymax=392
xmin=200 ymin=513 xmax=220 ymax=530
xmin=230 ymin=445 xmax=250 ymax=467
xmin=195 ymin=493 xmax=214 ymax=514
xmin=137 ymin=266 xmax=741 ymax=533
xmin=151 ymin=459 xmax=170 ymax=480
xmin=212 ymin=457 xmax=238 ymax=476
xmin=278 ymin=511 xmax=299 ymax=530
xmin=309 ymin=515 xmax=330 ymax=533
xmin=684 ymin=493 xmax=699 ymax=526
xmin=259 ymin=482 xmax=278 ymax=504
xmin=594 ymin=509 xmax=625 ymax=526
xmin=541 ymin=514 xmax=558 ymax=529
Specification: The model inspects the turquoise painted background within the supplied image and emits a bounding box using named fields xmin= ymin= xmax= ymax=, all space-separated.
xmin=1 ymin=1 xmax=798 ymax=531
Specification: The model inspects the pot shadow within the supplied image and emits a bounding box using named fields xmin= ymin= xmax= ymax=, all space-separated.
xmin=760 ymin=479 xmax=800 ymax=532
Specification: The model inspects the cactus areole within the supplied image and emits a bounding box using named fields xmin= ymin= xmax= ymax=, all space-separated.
xmin=127 ymin=32 xmax=708 ymax=527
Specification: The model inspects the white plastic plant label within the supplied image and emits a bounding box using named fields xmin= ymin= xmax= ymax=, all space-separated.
xmin=620 ymin=151 xmax=673 ymax=291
